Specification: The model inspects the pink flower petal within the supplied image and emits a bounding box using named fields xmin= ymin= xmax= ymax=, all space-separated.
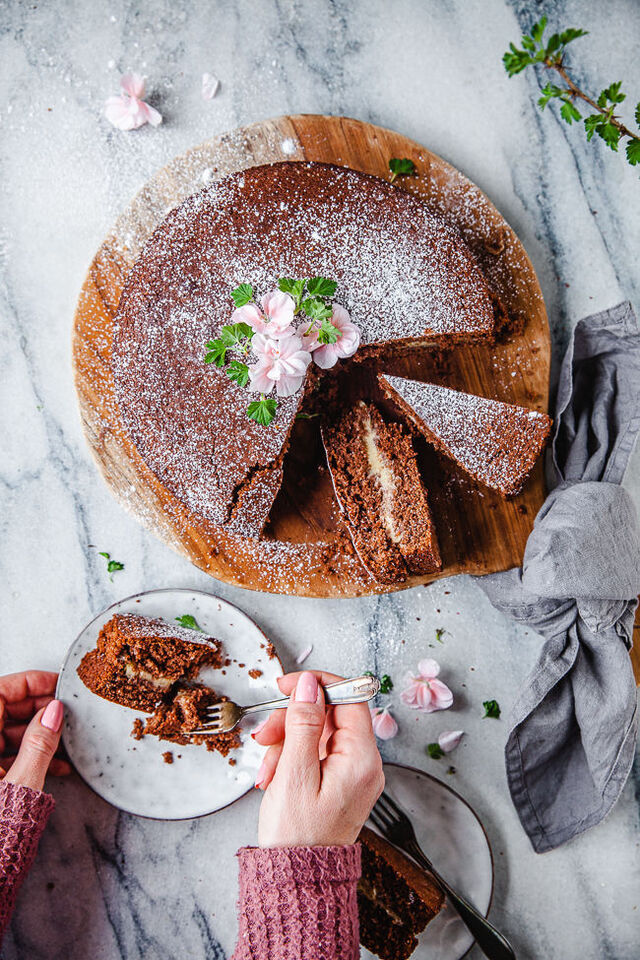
xmin=121 ymin=73 xmax=146 ymax=98
xmin=438 ymin=730 xmax=464 ymax=753
xmin=275 ymin=372 xmax=306 ymax=397
xmin=104 ymin=95 xmax=138 ymax=130
xmin=201 ymin=72 xmax=220 ymax=100
xmin=417 ymin=658 xmax=440 ymax=679
xmin=370 ymin=707 xmax=398 ymax=740
xmin=311 ymin=342 xmax=340 ymax=369
xmin=248 ymin=362 xmax=275 ymax=394
xmin=296 ymin=645 xmax=313 ymax=665
xmin=137 ymin=100 xmax=162 ymax=127
xmin=428 ymin=679 xmax=453 ymax=710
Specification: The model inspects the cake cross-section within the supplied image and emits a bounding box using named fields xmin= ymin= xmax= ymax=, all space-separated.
xmin=379 ymin=374 xmax=551 ymax=497
xmin=322 ymin=401 xmax=441 ymax=584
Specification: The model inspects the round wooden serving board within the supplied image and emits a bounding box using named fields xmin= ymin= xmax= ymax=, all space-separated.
xmin=73 ymin=114 xmax=550 ymax=598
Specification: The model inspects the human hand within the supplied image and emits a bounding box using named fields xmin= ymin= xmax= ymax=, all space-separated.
xmin=0 ymin=671 xmax=71 ymax=791
xmin=253 ymin=670 xmax=384 ymax=848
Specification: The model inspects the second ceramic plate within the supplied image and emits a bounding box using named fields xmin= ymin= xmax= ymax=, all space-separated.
xmin=57 ymin=588 xmax=283 ymax=820
xmin=364 ymin=763 xmax=494 ymax=960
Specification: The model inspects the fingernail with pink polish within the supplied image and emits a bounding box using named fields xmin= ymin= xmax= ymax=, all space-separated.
xmin=295 ymin=671 xmax=318 ymax=703
xmin=254 ymin=758 xmax=268 ymax=789
xmin=41 ymin=700 xmax=64 ymax=733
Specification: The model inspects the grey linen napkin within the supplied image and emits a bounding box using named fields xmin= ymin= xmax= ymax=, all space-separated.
xmin=476 ymin=301 xmax=640 ymax=853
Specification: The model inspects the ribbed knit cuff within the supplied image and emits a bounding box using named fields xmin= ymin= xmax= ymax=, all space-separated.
xmin=233 ymin=844 xmax=362 ymax=960
xmin=0 ymin=781 xmax=55 ymax=939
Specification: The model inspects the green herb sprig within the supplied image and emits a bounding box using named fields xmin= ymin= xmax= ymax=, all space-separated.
xmin=98 ymin=551 xmax=124 ymax=582
xmin=482 ymin=699 xmax=501 ymax=719
xmin=388 ymin=158 xmax=416 ymax=183
xmin=427 ymin=742 xmax=445 ymax=760
xmin=503 ymin=17 xmax=640 ymax=167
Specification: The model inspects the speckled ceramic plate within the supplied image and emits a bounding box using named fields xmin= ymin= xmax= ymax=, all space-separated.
xmin=364 ymin=763 xmax=494 ymax=960
xmin=56 ymin=588 xmax=283 ymax=819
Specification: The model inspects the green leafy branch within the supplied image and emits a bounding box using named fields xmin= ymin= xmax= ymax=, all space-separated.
xmin=278 ymin=276 xmax=340 ymax=343
xmin=503 ymin=16 xmax=640 ymax=166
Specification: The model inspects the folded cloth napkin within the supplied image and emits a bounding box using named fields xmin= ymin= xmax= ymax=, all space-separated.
xmin=477 ymin=301 xmax=640 ymax=853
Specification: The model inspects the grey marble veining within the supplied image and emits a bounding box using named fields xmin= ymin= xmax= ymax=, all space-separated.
xmin=1 ymin=1 xmax=640 ymax=958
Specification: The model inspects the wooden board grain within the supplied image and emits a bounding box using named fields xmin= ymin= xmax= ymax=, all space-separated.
xmin=72 ymin=114 xmax=551 ymax=597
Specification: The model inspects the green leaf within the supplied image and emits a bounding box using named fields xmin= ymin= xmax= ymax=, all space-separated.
xmin=231 ymin=283 xmax=253 ymax=307
xmin=635 ymin=102 xmax=640 ymax=127
xmin=301 ymin=297 xmax=332 ymax=322
xmin=296 ymin=412 xmax=320 ymax=420
xmin=175 ymin=615 xmax=204 ymax=632
xmin=560 ymin=100 xmax=581 ymax=124
xmin=435 ymin=628 xmax=446 ymax=644
xmin=379 ymin=675 xmax=393 ymax=694
xmin=545 ymin=33 xmax=561 ymax=55
xmin=530 ymin=16 xmax=547 ymax=44
xmin=317 ymin=318 xmax=341 ymax=344
xmin=558 ymin=27 xmax=588 ymax=46
xmin=597 ymin=89 xmax=609 ymax=110
xmin=427 ymin=742 xmax=444 ymax=760
xmin=98 ymin=551 xmax=110 ymax=559
xmin=227 ymin=360 xmax=250 ymax=388
xmin=107 ymin=560 xmax=124 ymax=574
xmin=521 ymin=34 xmax=536 ymax=52
xmin=204 ymin=339 xmax=228 ymax=366
xmin=626 ymin=138 xmax=640 ymax=166
xmin=601 ymin=81 xmax=625 ymax=105
xmin=388 ymin=157 xmax=416 ymax=181
xmin=538 ymin=83 xmax=564 ymax=109
xmin=502 ymin=45 xmax=533 ymax=77
xmin=482 ymin=699 xmax=501 ymax=719
xmin=247 ymin=396 xmax=277 ymax=426
xmin=598 ymin=121 xmax=621 ymax=151
xmin=278 ymin=277 xmax=305 ymax=305
xmin=219 ymin=322 xmax=254 ymax=347
xmin=584 ymin=114 xmax=601 ymax=141
xmin=307 ymin=276 xmax=338 ymax=298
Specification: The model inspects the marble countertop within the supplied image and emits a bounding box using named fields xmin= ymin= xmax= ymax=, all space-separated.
xmin=2 ymin=0 xmax=639 ymax=957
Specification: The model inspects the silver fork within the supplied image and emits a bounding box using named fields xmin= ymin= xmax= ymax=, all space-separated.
xmin=369 ymin=792 xmax=516 ymax=960
xmin=190 ymin=675 xmax=381 ymax=735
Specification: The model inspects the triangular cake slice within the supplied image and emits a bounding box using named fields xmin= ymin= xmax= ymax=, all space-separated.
xmin=322 ymin=401 xmax=441 ymax=584
xmin=358 ymin=826 xmax=444 ymax=959
xmin=379 ymin=374 xmax=551 ymax=498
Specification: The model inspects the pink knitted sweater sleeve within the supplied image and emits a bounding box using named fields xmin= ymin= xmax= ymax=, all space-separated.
xmin=0 ymin=780 xmax=55 ymax=941
xmin=232 ymin=844 xmax=362 ymax=959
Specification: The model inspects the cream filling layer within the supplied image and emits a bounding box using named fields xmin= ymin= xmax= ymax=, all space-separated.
xmin=361 ymin=410 xmax=401 ymax=545
xmin=124 ymin=661 xmax=173 ymax=690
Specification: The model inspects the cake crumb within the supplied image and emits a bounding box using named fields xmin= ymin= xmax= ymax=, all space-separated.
xmin=162 ymin=751 xmax=174 ymax=764
xmin=266 ymin=642 xmax=276 ymax=659
xmin=132 ymin=718 xmax=144 ymax=740
xmin=228 ymin=757 xmax=237 ymax=766
xmin=248 ymin=668 xmax=262 ymax=679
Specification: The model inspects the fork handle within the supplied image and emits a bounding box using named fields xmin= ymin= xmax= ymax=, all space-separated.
xmin=405 ymin=841 xmax=516 ymax=960
xmin=242 ymin=675 xmax=381 ymax=716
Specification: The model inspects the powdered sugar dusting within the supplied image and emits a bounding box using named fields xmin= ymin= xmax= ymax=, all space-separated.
xmin=113 ymin=162 xmax=497 ymax=535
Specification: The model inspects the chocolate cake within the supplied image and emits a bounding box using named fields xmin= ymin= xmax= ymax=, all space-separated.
xmin=322 ymin=402 xmax=441 ymax=584
xmin=113 ymin=161 xmax=501 ymax=538
xmin=379 ymin=374 xmax=552 ymax=498
xmin=77 ymin=613 xmax=238 ymax=758
xmin=358 ymin=826 xmax=444 ymax=959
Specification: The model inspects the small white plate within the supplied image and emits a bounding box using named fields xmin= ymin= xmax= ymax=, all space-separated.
xmin=56 ymin=588 xmax=283 ymax=820
xmin=364 ymin=763 xmax=494 ymax=960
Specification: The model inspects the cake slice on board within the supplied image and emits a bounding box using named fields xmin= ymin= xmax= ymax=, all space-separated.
xmin=322 ymin=401 xmax=441 ymax=584
xmin=358 ymin=825 xmax=444 ymax=959
xmin=379 ymin=374 xmax=551 ymax=498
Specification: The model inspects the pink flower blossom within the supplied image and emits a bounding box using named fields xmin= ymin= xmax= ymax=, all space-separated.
xmin=104 ymin=74 xmax=162 ymax=130
xmin=201 ymin=72 xmax=220 ymax=100
xmin=233 ymin=290 xmax=295 ymax=339
xmin=312 ymin=304 xmax=361 ymax=369
xmin=438 ymin=730 xmax=464 ymax=753
xmin=370 ymin=706 xmax=398 ymax=740
xmin=248 ymin=334 xmax=312 ymax=397
xmin=400 ymin=659 xmax=453 ymax=713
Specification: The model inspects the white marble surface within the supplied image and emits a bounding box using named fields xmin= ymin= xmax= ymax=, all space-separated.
xmin=1 ymin=0 xmax=640 ymax=958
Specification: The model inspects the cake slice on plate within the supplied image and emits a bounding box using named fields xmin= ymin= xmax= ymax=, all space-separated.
xmin=322 ymin=401 xmax=441 ymax=584
xmin=77 ymin=613 xmax=238 ymax=757
xmin=358 ymin=826 xmax=444 ymax=959
xmin=379 ymin=374 xmax=551 ymax=498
